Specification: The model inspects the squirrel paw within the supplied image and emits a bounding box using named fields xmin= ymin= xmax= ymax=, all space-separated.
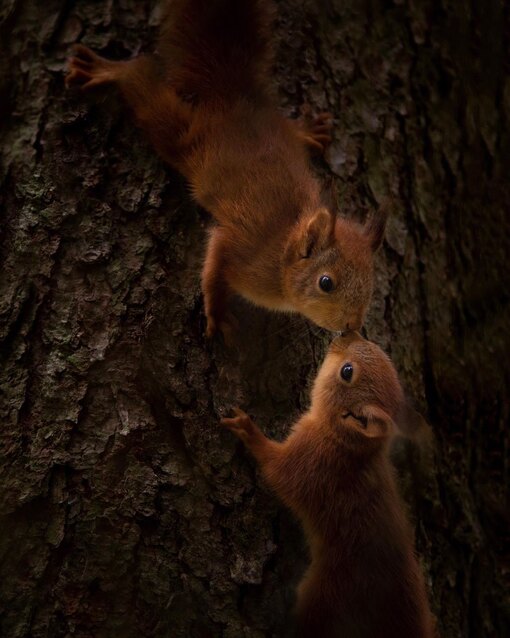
xmin=298 ymin=107 xmax=334 ymax=155
xmin=220 ymin=408 xmax=257 ymax=444
xmin=205 ymin=312 xmax=239 ymax=347
xmin=66 ymin=44 xmax=121 ymax=90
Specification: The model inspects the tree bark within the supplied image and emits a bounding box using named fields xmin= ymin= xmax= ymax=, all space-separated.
xmin=1 ymin=1 xmax=508 ymax=637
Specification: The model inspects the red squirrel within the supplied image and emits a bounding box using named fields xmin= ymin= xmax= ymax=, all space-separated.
xmin=221 ymin=332 xmax=436 ymax=638
xmin=66 ymin=0 xmax=387 ymax=339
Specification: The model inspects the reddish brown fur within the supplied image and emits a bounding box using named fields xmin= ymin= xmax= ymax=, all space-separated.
xmin=222 ymin=332 xmax=436 ymax=638
xmin=66 ymin=0 xmax=386 ymax=337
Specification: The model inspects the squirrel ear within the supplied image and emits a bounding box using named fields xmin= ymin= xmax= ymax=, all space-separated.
xmin=359 ymin=405 xmax=395 ymax=439
xmin=397 ymin=401 xmax=435 ymax=450
xmin=320 ymin=177 xmax=338 ymax=212
xmin=396 ymin=402 xmax=427 ymax=437
xmin=364 ymin=204 xmax=388 ymax=252
xmin=295 ymin=208 xmax=335 ymax=258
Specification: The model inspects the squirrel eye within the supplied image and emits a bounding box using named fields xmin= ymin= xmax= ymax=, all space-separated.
xmin=340 ymin=363 xmax=354 ymax=382
xmin=319 ymin=275 xmax=334 ymax=293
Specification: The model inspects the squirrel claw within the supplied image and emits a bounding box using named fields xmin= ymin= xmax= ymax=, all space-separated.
xmin=222 ymin=407 xmax=249 ymax=424
xmin=297 ymin=107 xmax=334 ymax=156
xmin=66 ymin=44 xmax=119 ymax=89
xmin=220 ymin=409 xmax=256 ymax=442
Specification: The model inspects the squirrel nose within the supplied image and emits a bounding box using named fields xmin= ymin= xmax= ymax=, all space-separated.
xmin=345 ymin=319 xmax=362 ymax=333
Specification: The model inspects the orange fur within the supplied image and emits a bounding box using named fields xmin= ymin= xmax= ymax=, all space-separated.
xmin=66 ymin=0 xmax=386 ymax=337
xmin=222 ymin=333 xmax=436 ymax=637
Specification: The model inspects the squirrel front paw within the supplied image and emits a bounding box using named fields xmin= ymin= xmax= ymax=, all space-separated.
xmin=220 ymin=408 xmax=259 ymax=445
xmin=66 ymin=44 xmax=121 ymax=90
xmin=205 ymin=312 xmax=239 ymax=347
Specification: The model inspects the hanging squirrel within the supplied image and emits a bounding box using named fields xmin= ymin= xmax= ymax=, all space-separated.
xmin=66 ymin=0 xmax=387 ymax=340
xmin=221 ymin=331 xmax=436 ymax=638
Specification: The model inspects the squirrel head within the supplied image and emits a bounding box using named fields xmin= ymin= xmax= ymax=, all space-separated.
xmin=309 ymin=332 xmax=406 ymax=446
xmin=282 ymin=208 xmax=386 ymax=333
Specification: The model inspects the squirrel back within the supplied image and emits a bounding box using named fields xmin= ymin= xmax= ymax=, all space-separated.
xmin=157 ymin=0 xmax=275 ymax=103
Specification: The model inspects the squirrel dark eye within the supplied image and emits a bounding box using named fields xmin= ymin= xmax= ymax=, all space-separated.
xmin=319 ymin=275 xmax=334 ymax=293
xmin=340 ymin=363 xmax=354 ymax=382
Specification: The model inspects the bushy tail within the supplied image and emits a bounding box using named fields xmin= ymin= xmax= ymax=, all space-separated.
xmin=156 ymin=0 xmax=275 ymax=103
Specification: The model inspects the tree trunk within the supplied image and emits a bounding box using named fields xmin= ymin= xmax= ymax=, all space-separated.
xmin=1 ymin=0 xmax=508 ymax=636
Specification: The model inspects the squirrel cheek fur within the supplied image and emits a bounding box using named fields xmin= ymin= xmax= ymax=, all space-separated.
xmin=282 ymin=214 xmax=377 ymax=332
xmin=221 ymin=332 xmax=436 ymax=638
xmin=66 ymin=0 xmax=388 ymax=338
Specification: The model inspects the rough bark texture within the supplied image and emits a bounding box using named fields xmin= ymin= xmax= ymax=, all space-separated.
xmin=1 ymin=0 xmax=509 ymax=637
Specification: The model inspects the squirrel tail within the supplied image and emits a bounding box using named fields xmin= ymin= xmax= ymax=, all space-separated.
xmin=156 ymin=0 xmax=276 ymax=103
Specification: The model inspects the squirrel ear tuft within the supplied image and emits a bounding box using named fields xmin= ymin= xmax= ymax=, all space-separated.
xmin=299 ymin=208 xmax=335 ymax=258
xmin=364 ymin=203 xmax=389 ymax=252
xmin=320 ymin=177 xmax=338 ymax=212
xmin=396 ymin=402 xmax=427 ymax=436
xmin=359 ymin=405 xmax=395 ymax=439
xmin=397 ymin=401 xmax=435 ymax=450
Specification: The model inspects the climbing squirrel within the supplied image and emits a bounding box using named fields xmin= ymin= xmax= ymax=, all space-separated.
xmin=66 ymin=0 xmax=387 ymax=339
xmin=221 ymin=331 xmax=436 ymax=638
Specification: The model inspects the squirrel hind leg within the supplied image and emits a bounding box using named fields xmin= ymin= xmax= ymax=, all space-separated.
xmin=66 ymin=44 xmax=126 ymax=90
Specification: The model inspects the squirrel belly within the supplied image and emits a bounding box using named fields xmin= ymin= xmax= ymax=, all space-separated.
xmin=66 ymin=0 xmax=387 ymax=338
xmin=292 ymin=447 xmax=434 ymax=638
